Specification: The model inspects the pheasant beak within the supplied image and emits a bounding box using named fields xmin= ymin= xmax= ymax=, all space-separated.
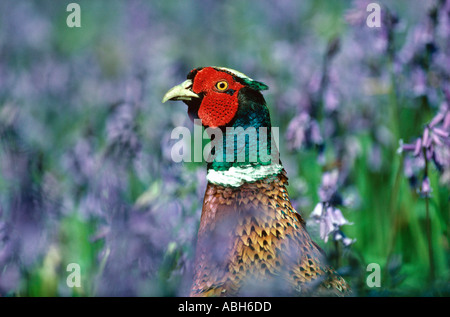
xmin=162 ymin=79 xmax=200 ymax=103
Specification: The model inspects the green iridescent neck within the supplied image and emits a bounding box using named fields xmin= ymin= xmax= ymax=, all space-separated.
xmin=207 ymin=88 xmax=280 ymax=172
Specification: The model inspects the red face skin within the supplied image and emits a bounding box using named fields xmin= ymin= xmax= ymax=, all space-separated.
xmin=191 ymin=67 xmax=244 ymax=128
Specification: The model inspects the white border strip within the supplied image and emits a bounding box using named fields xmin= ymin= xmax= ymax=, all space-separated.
xmin=206 ymin=164 xmax=283 ymax=187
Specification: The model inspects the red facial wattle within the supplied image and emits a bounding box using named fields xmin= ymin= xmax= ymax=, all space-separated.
xmin=192 ymin=67 xmax=244 ymax=128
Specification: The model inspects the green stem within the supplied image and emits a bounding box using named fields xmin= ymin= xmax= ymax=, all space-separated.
xmin=425 ymin=195 xmax=435 ymax=283
xmin=386 ymin=155 xmax=404 ymax=257
xmin=423 ymin=150 xmax=435 ymax=284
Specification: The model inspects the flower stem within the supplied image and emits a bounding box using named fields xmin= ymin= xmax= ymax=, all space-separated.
xmin=425 ymin=195 xmax=435 ymax=283
xmin=386 ymin=155 xmax=404 ymax=284
xmin=423 ymin=150 xmax=435 ymax=284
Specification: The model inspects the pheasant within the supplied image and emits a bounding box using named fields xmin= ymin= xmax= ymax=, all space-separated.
xmin=162 ymin=66 xmax=350 ymax=296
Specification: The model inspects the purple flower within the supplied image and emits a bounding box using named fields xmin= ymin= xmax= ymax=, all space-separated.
xmin=318 ymin=169 xmax=339 ymax=202
xmin=411 ymin=67 xmax=427 ymax=96
xmin=333 ymin=230 xmax=356 ymax=247
xmin=399 ymin=110 xmax=450 ymax=163
xmin=399 ymin=102 xmax=450 ymax=193
xmin=324 ymin=87 xmax=340 ymax=113
xmin=310 ymin=203 xmax=355 ymax=246
xmin=309 ymin=168 xmax=355 ymax=246
xmin=421 ymin=176 xmax=432 ymax=197
xmin=286 ymin=112 xmax=323 ymax=151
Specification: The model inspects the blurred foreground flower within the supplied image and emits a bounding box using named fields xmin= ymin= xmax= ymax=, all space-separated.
xmin=286 ymin=111 xmax=322 ymax=151
xmin=309 ymin=170 xmax=355 ymax=247
xmin=310 ymin=203 xmax=355 ymax=246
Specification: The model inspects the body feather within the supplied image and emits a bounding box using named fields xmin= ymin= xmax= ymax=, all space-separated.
xmin=191 ymin=169 xmax=349 ymax=296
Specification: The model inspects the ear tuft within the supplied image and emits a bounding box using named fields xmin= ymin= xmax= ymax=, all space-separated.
xmin=242 ymin=78 xmax=269 ymax=91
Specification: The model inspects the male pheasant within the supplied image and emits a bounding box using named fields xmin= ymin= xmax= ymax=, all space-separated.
xmin=162 ymin=66 xmax=350 ymax=296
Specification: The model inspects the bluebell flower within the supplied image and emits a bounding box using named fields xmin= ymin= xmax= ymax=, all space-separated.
xmin=309 ymin=169 xmax=355 ymax=246
xmin=310 ymin=202 xmax=355 ymax=246
xmin=399 ymin=101 xmax=450 ymax=193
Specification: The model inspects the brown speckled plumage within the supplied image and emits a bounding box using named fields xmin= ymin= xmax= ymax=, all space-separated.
xmin=190 ymin=169 xmax=349 ymax=297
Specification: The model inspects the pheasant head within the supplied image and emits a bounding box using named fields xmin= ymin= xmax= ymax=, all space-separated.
xmin=163 ymin=66 xmax=268 ymax=127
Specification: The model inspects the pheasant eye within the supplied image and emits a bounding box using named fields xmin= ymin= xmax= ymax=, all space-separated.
xmin=216 ymin=81 xmax=228 ymax=91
